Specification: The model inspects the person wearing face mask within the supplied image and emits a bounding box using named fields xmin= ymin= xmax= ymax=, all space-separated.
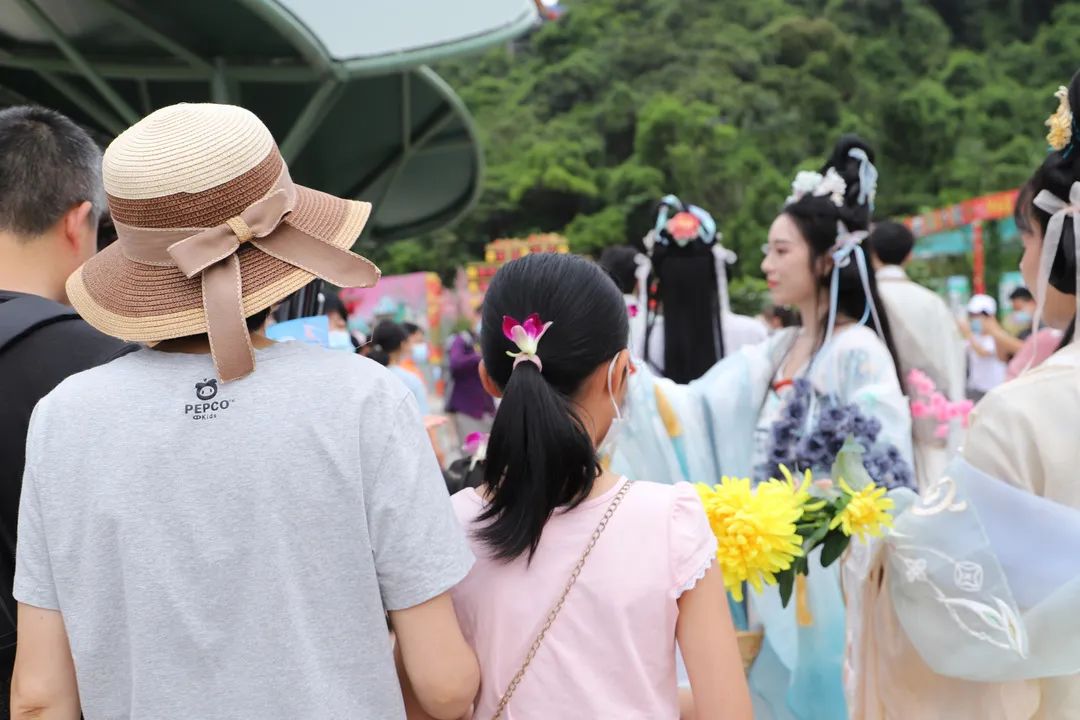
xmin=845 ymin=70 xmax=1080 ymax=720
xmin=960 ymin=294 xmax=1008 ymax=401
xmin=370 ymin=320 xmax=448 ymax=469
xmin=369 ymin=321 xmax=430 ymax=415
xmin=399 ymin=321 xmax=429 ymax=382
xmin=987 ymin=287 xmax=1064 ymax=380
xmin=323 ymin=291 xmax=361 ymax=352
xmin=1008 ymin=286 xmax=1038 ymax=337
xmin=408 ymin=253 xmax=751 ymax=720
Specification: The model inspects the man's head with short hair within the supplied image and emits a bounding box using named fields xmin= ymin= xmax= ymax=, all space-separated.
xmin=867 ymin=221 xmax=916 ymax=268
xmin=0 ymin=106 xmax=106 ymax=236
xmin=1009 ymin=286 xmax=1036 ymax=315
xmin=0 ymin=106 xmax=106 ymax=302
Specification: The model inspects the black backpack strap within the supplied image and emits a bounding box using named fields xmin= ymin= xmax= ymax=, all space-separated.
xmin=0 ymin=296 xmax=80 ymax=353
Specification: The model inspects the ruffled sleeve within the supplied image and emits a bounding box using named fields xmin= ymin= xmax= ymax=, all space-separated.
xmin=668 ymin=482 xmax=717 ymax=598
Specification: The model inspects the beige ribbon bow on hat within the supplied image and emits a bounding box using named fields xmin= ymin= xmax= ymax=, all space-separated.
xmin=115 ymin=167 xmax=379 ymax=381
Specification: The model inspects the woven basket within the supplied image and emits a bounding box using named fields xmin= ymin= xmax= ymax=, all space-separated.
xmin=737 ymin=630 xmax=764 ymax=672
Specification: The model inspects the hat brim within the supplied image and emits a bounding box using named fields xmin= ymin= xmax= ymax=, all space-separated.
xmin=68 ymin=185 xmax=373 ymax=343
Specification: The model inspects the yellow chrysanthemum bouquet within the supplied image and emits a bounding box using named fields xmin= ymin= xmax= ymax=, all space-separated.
xmin=696 ymin=441 xmax=894 ymax=608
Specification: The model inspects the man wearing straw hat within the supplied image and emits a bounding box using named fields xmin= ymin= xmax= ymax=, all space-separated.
xmin=0 ymin=106 xmax=137 ymax=716
xmin=10 ymin=103 xmax=478 ymax=720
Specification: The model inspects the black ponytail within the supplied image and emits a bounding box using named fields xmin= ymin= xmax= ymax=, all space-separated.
xmin=478 ymin=363 xmax=598 ymax=561
xmin=477 ymin=253 xmax=629 ymax=561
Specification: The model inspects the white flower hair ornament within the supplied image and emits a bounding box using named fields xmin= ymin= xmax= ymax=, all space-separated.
xmin=786 ymin=168 xmax=847 ymax=208
xmin=817 ymin=168 xmax=848 ymax=207
xmin=786 ymin=170 xmax=823 ymax=205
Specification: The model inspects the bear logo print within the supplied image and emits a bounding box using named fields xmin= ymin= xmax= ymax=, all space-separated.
xmin=195 ymin=379 xmax=218 ymax=401
xmin=185 ymin=379 xmax=231 ymax=420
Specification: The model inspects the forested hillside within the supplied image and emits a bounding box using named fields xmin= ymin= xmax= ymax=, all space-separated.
xmin=373 ymin=0 xmax=1080 ymax=281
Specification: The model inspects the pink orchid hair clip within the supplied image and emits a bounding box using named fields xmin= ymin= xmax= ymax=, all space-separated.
xmin=463 ymin=432 xmax=489 ymax=471
xmin=503 ymin=313 xmax=553 ymax=372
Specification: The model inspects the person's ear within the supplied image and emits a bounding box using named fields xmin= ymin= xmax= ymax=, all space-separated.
xmin=816 ymin=254 xmax=833 ymax=279
xmin=611 ymin=349 xmax=633 ymax=397
xmin=478 ymin=361 xmax=503 ymax=399
xmin=62 ymin=201 xmax=97 ymax=261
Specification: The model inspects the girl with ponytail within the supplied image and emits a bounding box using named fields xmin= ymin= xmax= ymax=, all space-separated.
xmin=437 ymin=253 xmax=751 ymax=720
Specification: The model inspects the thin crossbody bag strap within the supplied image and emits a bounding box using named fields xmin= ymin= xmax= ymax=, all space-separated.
xmin=489 ymin=480 xmax=634 ymax=720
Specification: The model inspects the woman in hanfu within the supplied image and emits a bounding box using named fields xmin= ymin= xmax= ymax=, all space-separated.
xmin=611 ymin=136 xmax=914 ymax=720
xmin=845 ymin=71 xmax=1080 ymax=720
xmin=633 ymin=195 xmax=767 ymax=383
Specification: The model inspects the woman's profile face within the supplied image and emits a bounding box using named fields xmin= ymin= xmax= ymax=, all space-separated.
xmin=762 ymin=213 xmax=817 ymax=308
xmin=1019 ymin=208 xmax=1075 ymax=330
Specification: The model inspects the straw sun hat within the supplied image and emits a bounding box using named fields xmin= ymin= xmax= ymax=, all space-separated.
xmin=67 ymin=103 xmax=380 ymax=381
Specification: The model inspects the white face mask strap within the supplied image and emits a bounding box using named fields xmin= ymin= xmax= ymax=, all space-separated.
xmin=606 ymin=350 xmax=627 ymax=420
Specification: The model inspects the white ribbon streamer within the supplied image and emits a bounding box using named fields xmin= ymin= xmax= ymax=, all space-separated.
xmin=848 ymin=147 xmax=878 ymax=211
xmin=711 ymin=242 xmax=736 ymax=315
xmin=1031 ymin=181 xmax=1080 ymax=348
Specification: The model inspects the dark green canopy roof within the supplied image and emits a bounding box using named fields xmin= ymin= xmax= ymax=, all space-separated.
xmin=0 ymin=0 xmax=538 ymax=244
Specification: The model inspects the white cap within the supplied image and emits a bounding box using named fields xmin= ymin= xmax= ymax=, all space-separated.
xmin=966 ymin=294 xmax=997 ymax=315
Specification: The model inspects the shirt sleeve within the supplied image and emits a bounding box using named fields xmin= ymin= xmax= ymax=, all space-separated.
xmin=668 ymin=483 xmax=717 ymax=598
xmin=13 ymin=406 xmax=59 ymax=610
xmin=962 ymin=389 xmax=1040 ymax=495
xmin=364 ymin=394 xmax=474 ymax=611
xmin=403 ymin=373 xmax=430 ymax=415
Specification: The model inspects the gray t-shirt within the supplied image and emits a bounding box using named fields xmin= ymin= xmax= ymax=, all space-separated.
xmin=15 ymin=341 xmax=473 ymax=719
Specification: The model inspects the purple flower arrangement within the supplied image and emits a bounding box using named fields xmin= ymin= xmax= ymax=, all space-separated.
xmin=761 ymin=379 xmax=914 ymax=490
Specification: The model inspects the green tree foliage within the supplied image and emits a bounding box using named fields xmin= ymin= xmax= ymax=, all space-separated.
xmin=372 ymin=0 xmax=1077 ymax=281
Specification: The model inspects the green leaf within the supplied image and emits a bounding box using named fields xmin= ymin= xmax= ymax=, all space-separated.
xmin=803 ymin=521 xmax=831 ymax=552
xmin=820 ymin=529 xmax=851 ymax=568
xmin=831 ymin=436 xmax=874 ymax=491
xmin=778 ymin=569 xmax=795 ymax=608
